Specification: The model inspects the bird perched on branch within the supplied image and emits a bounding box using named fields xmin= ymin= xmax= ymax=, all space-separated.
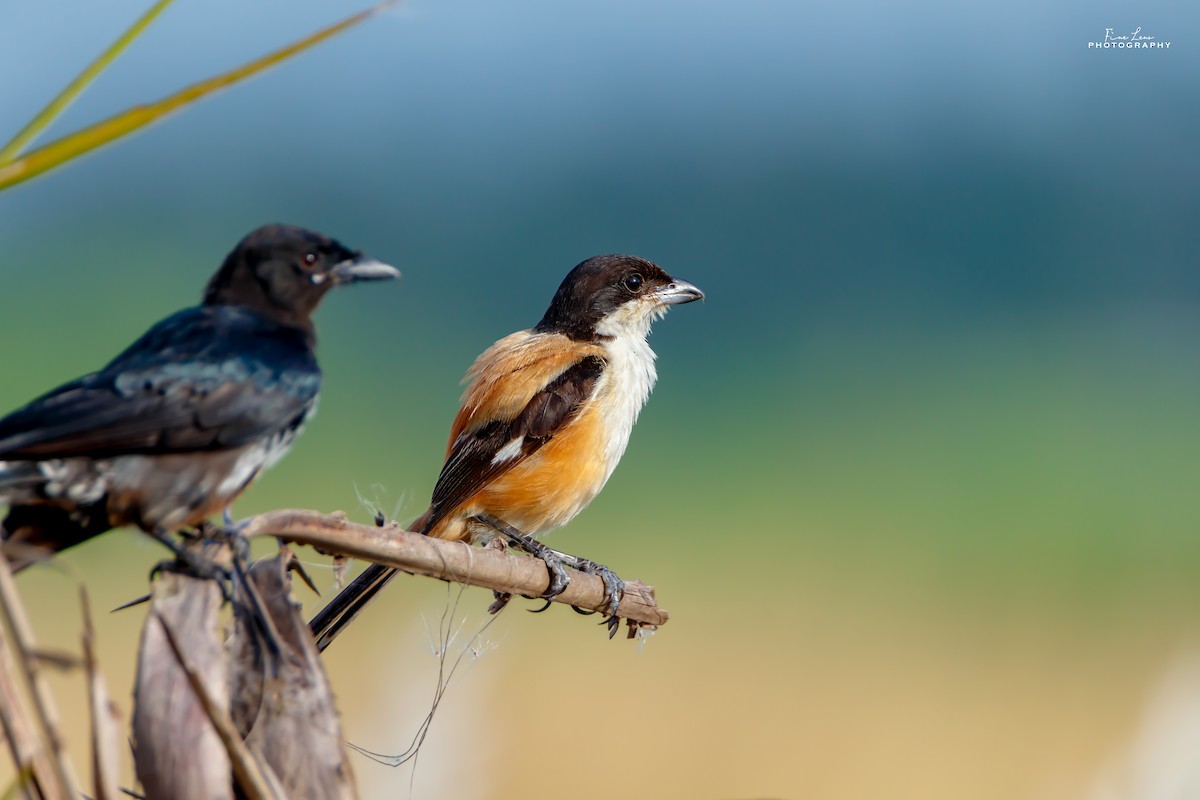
xmin=0 ymin=224 xmax=399 ymax=570
xmin=310 ymin=254 xmax=702 ymax=649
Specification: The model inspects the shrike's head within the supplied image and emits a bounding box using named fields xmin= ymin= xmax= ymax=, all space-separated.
xmin=534 ymin=254 xmax=704 ymax=342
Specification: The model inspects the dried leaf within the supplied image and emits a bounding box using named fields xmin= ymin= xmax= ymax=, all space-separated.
xmin=132 ymin=568 xmax=232 ymax=800
xmin=229 ymin=554 xmax=357 ymax=800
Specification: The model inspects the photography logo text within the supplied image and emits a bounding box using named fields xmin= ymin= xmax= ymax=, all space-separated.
xmin=1088 ymin=27 xmax=1171 ymax=49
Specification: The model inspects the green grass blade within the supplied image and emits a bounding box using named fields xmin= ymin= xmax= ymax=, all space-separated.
xmin=0 ymin=0 xmax=176 ymax=166
xmin=0 ymin=1 xmax=396 ymax=192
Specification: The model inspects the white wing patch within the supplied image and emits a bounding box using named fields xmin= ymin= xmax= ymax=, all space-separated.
xmin=38 ymin=459 xmax=110 ymax=504
xmin=491 ymin=436 xmax=524 ymax=465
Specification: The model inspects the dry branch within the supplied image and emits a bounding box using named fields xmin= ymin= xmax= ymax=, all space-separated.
xmin=132 ymin=548 xmax=233 ymax=800
xmin=6 ymin=506 xmax=670 ymax=800
xmin=0 ymin=554 xmax=79 ymax=800
xmin=80 ymin=588 xmax=121 ymax=800
xmin=241 ymin=509 xmax=670 ymax=631
xmin=0 ymin=614 xmax=56 ymax=800
xmin=131 ymin=543 xmax=357 ymax=800
xmin=228 ymin=551 xmax=357 ymax=800
xmin=153 ymin=600 xmax=285 ymax=800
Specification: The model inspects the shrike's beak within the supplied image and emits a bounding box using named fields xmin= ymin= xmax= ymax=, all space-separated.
xmin=656 ymin=277 xmax=705 ymax=305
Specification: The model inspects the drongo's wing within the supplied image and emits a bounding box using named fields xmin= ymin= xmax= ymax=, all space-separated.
xmin=0 ymin=306 xmax=320 ymax=459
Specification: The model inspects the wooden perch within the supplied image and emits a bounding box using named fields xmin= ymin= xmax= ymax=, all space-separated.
xmin=132 ymin=545 xmax=234 ymax=800
xmin=3 ymin=509 xmax=670 ymax=800
xmin=132 ymin=544 xmax=355 ymax=800
xmin=228 ymin=551 xmax=357 ymax=800
xmin=241 ymin=509 xmax=670 ymax=631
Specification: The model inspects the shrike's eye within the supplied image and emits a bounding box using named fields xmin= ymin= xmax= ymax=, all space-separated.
xmin=623 ymin=273 xmax=643 ymax=293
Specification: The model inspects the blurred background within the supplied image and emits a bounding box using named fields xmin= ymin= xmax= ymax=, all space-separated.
xmin=2 ymin=0 xmax=1198 ymax=797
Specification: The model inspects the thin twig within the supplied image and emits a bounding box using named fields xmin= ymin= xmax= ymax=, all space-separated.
xmin=80 ymin=587 xmax=121 ymax=800
xmin=241 ymin=509 xmax=669 ymax=631
xmin=0 ymin=555 xmax=79 ymax=800
xmin=0 ymin=614 xmax=43 ymax=800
